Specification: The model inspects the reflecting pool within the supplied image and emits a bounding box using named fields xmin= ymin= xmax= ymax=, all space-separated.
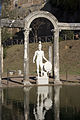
xmin=0 ymin=85 xmax=80 ymax=120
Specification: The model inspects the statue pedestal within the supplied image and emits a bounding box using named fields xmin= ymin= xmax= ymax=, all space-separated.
xmin=37 ymin=76 xmax=49 ymax=85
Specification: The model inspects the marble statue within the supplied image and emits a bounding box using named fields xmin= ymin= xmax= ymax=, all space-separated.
xmin=33 ymin=41 xmax=52 ymax=79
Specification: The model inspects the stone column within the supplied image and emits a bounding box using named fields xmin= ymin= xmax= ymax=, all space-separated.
xmin=0 ymin=26 xmax=2 ymax=86
xmin=1 ymin=46 xmax=3 ymax=73
xmin=49 ymin=46 xmax=52 ymax=76
xmin=54 ymin=29 xmax=62 ymax=84
xmin=24 ymin=28 xmax=31 ymax=85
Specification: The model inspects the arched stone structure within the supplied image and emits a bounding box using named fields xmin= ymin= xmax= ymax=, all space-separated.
xmin=1 ymin=11 xmax=80 ymax=86
xmin=24 ymin=11 xmax=61 ymax=84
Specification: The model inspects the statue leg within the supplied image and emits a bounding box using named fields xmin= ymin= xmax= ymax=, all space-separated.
xmin=40 ymin=62 xmax=43 ymax=77
xmin=37 ymin=61 xmax=39 ymax=77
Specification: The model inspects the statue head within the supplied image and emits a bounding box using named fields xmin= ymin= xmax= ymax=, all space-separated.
xmin=38 ymin=41 xmax=42 ymax=50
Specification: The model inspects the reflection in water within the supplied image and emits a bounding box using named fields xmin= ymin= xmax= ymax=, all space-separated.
xmin=0 ymin=86 xmax=64 ymax=120
xmin=54 ymin=86 xmax=62 ymax=120
xmin=1 ymin=88 xmax=24 ymax=120
xmin=24 ymin=87 xmax=32 ymax=120
xmin=0 ymin=88 xmax=2 ymax=120
xmin=33 ymin=86 xmax=53 ymax=120
xmin=1 ymin=86 xmax=80 ymax=120
xmin=24 ymin=86 xmax=53 ymax=120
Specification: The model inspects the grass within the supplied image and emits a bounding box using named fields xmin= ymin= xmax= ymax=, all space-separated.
xmin=3 ymin=40 xmax=80 ymax=76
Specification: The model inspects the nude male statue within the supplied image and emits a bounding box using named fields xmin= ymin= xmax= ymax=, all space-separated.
xmin=33 ymin=41 xmax=48 ymax=77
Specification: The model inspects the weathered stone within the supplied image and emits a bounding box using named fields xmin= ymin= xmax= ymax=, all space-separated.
xmin=24 ymin=28 xmax=30 ymax=84
xmin=54 ymin=28 xmax=62 ymax=84
xmin=37 ymin=76 xmax=49 ymax=85
xmin=58 ymin=22 xmax=80 ymax=30
xmin=49 ymin=46 xmax=52 ymax=76
xmin=1 ymin=19 xmax=25 ymax=28
xmin=1 ymin=46 xmax=3 ymax=73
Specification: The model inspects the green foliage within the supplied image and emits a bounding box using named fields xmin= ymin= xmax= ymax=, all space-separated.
xmin=1 ymin=28 xmax=13 ymax=42
xmin=60 ymin=30 xmax=74 ymax=41
xmin=65 ymin=31 xmax=74 ymax=40
xmin=59 ymin=36 xmax=63 ymax=42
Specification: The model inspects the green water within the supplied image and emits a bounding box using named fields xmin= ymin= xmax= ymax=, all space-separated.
xmin=0 ymin=86 xmax=80 ymax=120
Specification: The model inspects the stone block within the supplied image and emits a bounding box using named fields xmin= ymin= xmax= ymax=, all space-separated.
xmin=37 ymin=76 xmax=49 ymax=85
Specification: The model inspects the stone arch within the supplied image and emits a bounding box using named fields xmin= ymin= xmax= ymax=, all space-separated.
xmin=25 ymin=11 xmax=58 ymax=29
xmin=24 ymin=11 xmax=61 ymax=84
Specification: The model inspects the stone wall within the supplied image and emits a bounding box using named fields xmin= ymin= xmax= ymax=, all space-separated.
xmin=13 ymin=0 xmax=44 ymax=7
xmin=2 ymin=0 xmax=46 ymax=19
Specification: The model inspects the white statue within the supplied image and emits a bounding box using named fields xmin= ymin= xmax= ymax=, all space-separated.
xmin=33 ymin=41 xmax=47 ymax=77
xmin=33 ymin=41 xmax=52 ymax=78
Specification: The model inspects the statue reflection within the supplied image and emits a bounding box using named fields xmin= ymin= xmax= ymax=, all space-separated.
xmin=24 ymin=86 xmax=62 ymax=120
xmin=34 ymin=86 xmax=53 ymax=120
xmin=54 ymin=86 xmax=62 ymax=120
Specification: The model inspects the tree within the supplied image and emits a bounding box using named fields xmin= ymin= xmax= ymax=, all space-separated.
xmin=30 ymin=18 xmax=46 ymax=43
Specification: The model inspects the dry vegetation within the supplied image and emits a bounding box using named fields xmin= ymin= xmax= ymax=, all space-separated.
xmin=3 ymin=40 xmax=80 ymax=76
xmin=60 ymin=40 xmax=80 ymax=75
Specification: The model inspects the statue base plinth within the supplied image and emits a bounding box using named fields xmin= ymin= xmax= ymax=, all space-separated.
xmin=37 ymin=76 xmax=49 ymax=85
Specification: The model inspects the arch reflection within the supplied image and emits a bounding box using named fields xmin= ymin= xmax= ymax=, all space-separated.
xmin=24 ymin=85 xmax=62 ymax=120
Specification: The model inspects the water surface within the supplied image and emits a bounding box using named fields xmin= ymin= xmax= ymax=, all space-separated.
xmin=0 ymin=85 xmax=80 ymax=120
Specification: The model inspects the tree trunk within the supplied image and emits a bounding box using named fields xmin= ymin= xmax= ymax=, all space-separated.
xmin=35 ymin=30 xmax=38 ymax=43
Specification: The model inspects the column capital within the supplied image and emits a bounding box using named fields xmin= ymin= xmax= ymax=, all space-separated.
xmin=54 ymin=28 xmax=59 ymax=32
xmin=24 ymin=27 xmax=32 ymax=32
xmin=51 ymin=28 xmax=59 ymax=33
xmin=24 ymin=27 xmax=32 ymax=34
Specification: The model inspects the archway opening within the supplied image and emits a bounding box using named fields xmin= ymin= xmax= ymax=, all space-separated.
xmin=24 ymin=11 xmax=60 ymax=83
xmin=29 ymin=17 xmax=54 ymax=43
xmin=29 ymin=17 xmax=54 ymax=77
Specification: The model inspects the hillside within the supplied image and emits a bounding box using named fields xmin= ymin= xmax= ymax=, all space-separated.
xmin=3 ymin=40 xmax=80 ymax=76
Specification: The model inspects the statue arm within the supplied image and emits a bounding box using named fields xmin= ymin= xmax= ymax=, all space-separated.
xmin=43 ymin=51 xmax=48 ymax=62
xmin=33 ymin=51 xmax=37 ymax=63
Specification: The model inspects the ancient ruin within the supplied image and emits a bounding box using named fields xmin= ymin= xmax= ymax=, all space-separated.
xmin=0 ymin=4 xmax=80 ymax=85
